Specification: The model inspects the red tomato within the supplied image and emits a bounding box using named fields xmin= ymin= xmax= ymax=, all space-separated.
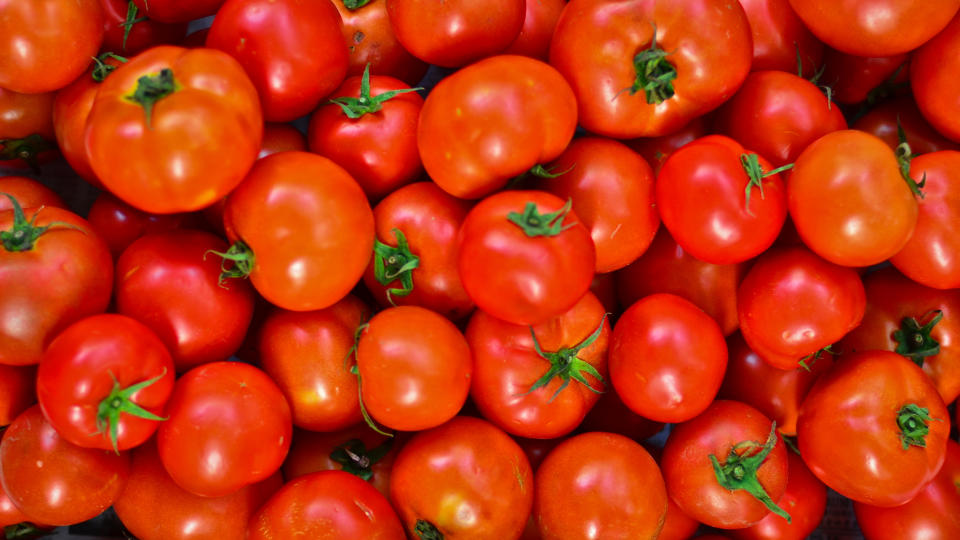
xmin=549 ymin=0 xmax=752 ymax=138
xmin=282 ymin=425 xmax=397 ymax=498
xmin=131 ymin=0 xmax=224 ymax=23
xmin=333 ymin=0 xmax=427 ymax=86
xmin=853 ymin=97 xmax=960 ymax=155
xmin=156 ymin=362 xmax=292 ymax=497
xmin=0 ymin=0 xmax=104 ymax=93
xmin=588 ymin=271 xmax=619 ymax=315
xmin=798 ymin=350 xmax=951 ymax=506
xmin=85 ymin=45 xmax=263 ymax=214
xmin=308 ymin=71 xmax=423 ymax=200
xmin=99 ymin=0 xmax=187 ymax=54
xmin=912 ymin=11 xmax=960 ymax=142
xmin=820 ymin=48 xmax=909 ymax=105
xmin=0 ymin=88 xmax=57 ymax=171
xmin=737 ymin=246 xmax=865 ymax=370
xmin=114 ymin=440 xmax=281 ymax=540
xmin=0 ymin=480 xmax=35 ymax=528
xmin=662 ymin=400 xmax=790 ymax=529
xmin=626 ymin=116 xmax=707 ymax=174
xmin=86 ymin=192 xmax=197 ymax=259
xmin=658 ymin=498 xmax=701 ymax=540
xmin=0 ymin=177 xmax=64 ymax=212
xmin=259 ymin=123 xmax=307 ymax=158
xmin=419 ymin=55 xmax=577 ymax=199
xmin=0 ymin=406 xmax=130 ymax=526
xmin=222 ymin=151 xmax=374 ymax=312
xmin=610 ymin=293 xmax=728 ymax=423
xmin=458 ymin=190 xmax=595 ymax=326
xmin=0 ymin=364 xmax=36 ymax=427
xmin=577 ymin=387 xmax=665 ymax=442
xmin=389 ymin=416 xmax=533 ymax=539
xmin=504 ymin=0 xmax=566 ymax=61
xmin=258 ymin=296 xmax=370 ymax=432
xmin=535 ymin=432 xmax=667 ymax=539
xmin=737 ymin=0 xmax=824 ymax=76
xmin=387 ymin=0 xmax=524 ymax=67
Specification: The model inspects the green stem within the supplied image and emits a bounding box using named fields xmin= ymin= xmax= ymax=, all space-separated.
xmin=414 ymin=520 xmax=444 ymax=540
xmin=119 ymin=1 xmax=149 ymax=51
xmin=92 ymin=52 xmax=129 ymax=82
xmin=521 ymin=314 xmax=607 ymax=402
xmin=630 ymin=24 xmax=677 ymax=104
xmin=0 ymin=193 xmax=83 ymax=252
xmin=372 ymin=228 xmax=420 ymax=305
xmin=125 ymin=68 xmax=178 ymax=129
xmin=330 ymin=437 xmax=393 ymax=481
xmin=798 ymin=344 xmax=833 ymax=372
xmin=894 ymin=118 xmax=926 ymax=198
xmin=709 ymin=422 xmax=792 ymax=523
xmin=347 ymin=323 xmax=393 ymax=438
xmin=0 ymin=134 xmax=55 ymax=173
xmin=96 ymin=368 xmax=169 ymax=453
xmin=893 ymin=310 xmax=943 ymax=367
xmin=328 ymin=64 xmax=422 ymax=119
xmin=506 ymin=198 xmax=576 ymax=237
xmin=205 ymin=241 xmax=255 ymax=286
xmin=739 ymin=154 xmax=793 ymax=216
xmin=897 ymin=403 xmax=939 ymax=450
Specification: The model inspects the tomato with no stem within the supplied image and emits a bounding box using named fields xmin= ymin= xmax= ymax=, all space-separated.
xmin=911 ymin=11 xmax=960 ymax=143
xmin=504 ymin=0 xmax=566 ymax=61
xmin=0 ymin=364 xmax=36 ymax=427
xmin=0 ymin=177 xmax=64 ymax=212
xmin=258 ymin=123 xmax=306 ymax=158
xmin=853 ymin=97 xmax=960 ymax=155
xmin=0 ymin=88 xmax=57 ymax=171
xmin=820 ymin=48 xmax=909 ymax=105
xmin=333 ymin=0 xmax=427 ymax=86
xmin=626 ymin=116 xmax=707 ymax=174
xmin=131 ymin=0 xmax=224 ymax=23
xmin=99 ymin=0 xmax=187 ymax=54
xmin=738 ymin=0 xmax=824 ymax=76
xmin=577 ymin=386 xmax=665 ymax=441
xmin=283 ymin=425 xmax=397 ymax=498
xmin=86 ymin=192 xmax=198 ymax=259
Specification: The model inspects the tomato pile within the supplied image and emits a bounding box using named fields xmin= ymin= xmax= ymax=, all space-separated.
xmin=2 ymin=0 xmax=960 ymax=538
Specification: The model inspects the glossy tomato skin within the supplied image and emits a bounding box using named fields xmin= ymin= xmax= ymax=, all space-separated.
xmin=85 ymin=45 xmax=263 ymax=214
xmin=820 ymin=48 xmax=909 ymax=105
xmin=738 ymin=0 xmax=824 ymax=76
xmin=0 ymin=88 xmax=57 ymax=170
xmin=419 ymin=55 xmax=577 ymax=199
xmin=259 ymin=123 xmax=307 ymax=157
xmin=662 ymin=400 xmax=789 ymax=529
xmin=86 ymin=192 xmax=198 ymax=259
xmin=390 ymin=416 xmax=534 ymax=539
xmin=116 ymin=441 xmax=281 ymax=540
xmin=0 ymin=406 xmax=130 ymax=526
xmin=282 ymin=425 xmax=397 ymax=497
xmin=156 ymin=362 xmax=292 ymax=498
xmin=0 ymin=480 xmax=34 ymax=528
xmin=0 ymin=364 xmax=36 ymax=427
xmin=334 ymin=0 xmax=427 ymax=86
xmin=224 ymin=151 xmax=374 ymax=312
xmin=798 ymin=351 xmax=950 ymax=506
xmin=458 ymin=190 xmax=595 ymax=326
xmin=0 ymin=0 xmax=104 ymax=94
xmin=610 ymin=294 xmax=728 ymax=423
xmin=115 ymin=230 xmax=256 ymax=371
xmin=853 ymin=97 xmax=960 ymax=155
xmin=0 ymin=177 xmax=64 ymax=212
xmin=535 ymin=137 xmax=659 ymax=272
xmin=0 ymin=206 xmax=113 ymax=366
xmin=504 ymin=0 xmax=566 ymax=60
xmin=99 ymin=0 xmax=187 ymax=54
xmin=387 ymin=0 xmax=524 ymax=67
xmin=912 ymin=12 xmax=960 ymax=142
xmin=737 ymin=246 xmax=865 ymax=370
xmin=627 ymin=116 xmax=707 ymax=175
xmin=549 ymin=0 xmax=752 ymax=138
xmin=131 ymin=0 xmax=224 ymax=23
xmin=535 ymin=432 xmax=667 ymax=539
xmin=258 ymin=295 xmax=369 ymax=432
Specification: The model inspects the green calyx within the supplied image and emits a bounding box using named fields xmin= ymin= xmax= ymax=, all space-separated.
xmin=739 ymin=153 xmax=793 ymax=216
xmin=125 ymin=68 xmax=178 ymax=129
xmin=897 ymin=403 xmax=939 ymax=450
xmin=709 ymin=422 xmax=792 ymax=524
xmin=206 ymin=241 xmax=255 ymax=286
xmin=96 ymin=368 xmax=168 ymax=454
xmin=330 ymin=437 xmax=393 ymax=481
xmin=0 ymin=134 xmax=56 ymax=173
xmin=4 ymin=523 xmax=48 ymax=540
xmin=894 ymin=310 xmax=943 ymax=367
xmin=795 ymin=45 xmax=833 ymax=109
xmin=414 ymin=520 xmax=443 ymax=540
xmin=507 ymin=198 xmax=576 ymax=237
xmin=0 ymin=193 xmax=82 ymax=252
xmin=798 ymin=344 xmax=833 ymax=372
xmin=342 ymin=0 xmax=373 ymax=9
xmin=521 ymin=314 xmax=607 ymax=402
xmin=895 ymin=119 xmax=927 ymax=198
xmin=328 ymin=64 xmax=422 ymax=119
xmin=373 ymin=228 xmax=420 ymax=306
xmin=630 ymin=24 xmax=677 ymax=104
xmin=346 ymin=322 xmax=393 ymax=438
xmin=91 ymin=52 xmax=129 ymax=82
xmin=119 ymin=1 xmax=149 ymax=52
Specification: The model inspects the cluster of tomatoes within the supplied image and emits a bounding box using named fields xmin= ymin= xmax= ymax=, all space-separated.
xmin=2 ymin=0 xmax=960 ymax=539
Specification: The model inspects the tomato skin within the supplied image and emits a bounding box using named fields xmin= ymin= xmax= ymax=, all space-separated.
xmin=259 ymin=123 xmax=307 ymax=158
xmin=389 ymin=416 xmax=534 ymax=539
xmin=115 ymin=230 xmax=256 ymax=372
xmin=610 ymin=293 xmax=728 ymax=424
xmin=504 ymin=0 xmax=566 ymax=61
xmin=738 ymin=0 xmax=824 ymax=76
xmin=387 ymin=0 xmax=524 ymax=68
xmin=156 ymin=362 xmax=292 ymax=498
xmin=258 ymin=295 xmax=369 ymax=432
xmin=131 ymin=0 xmax=224 ymax=23
xmin=549 ymin=0 xmax=752 ymax=138
xmin=86 ymin=192 xmax=197 ymax=259
xmin=224 ymin=151 xmax=374 ymax=312
xmin=626 ymin=116 xmax=707 ymax=175
xmin=334 ymin=0 xmax=427 ymax=86
xmin=657 ymin=498 xmax=700 ymax=540
xmin=737 ymin=246 xmax=865 ymax=370
xmin=282 ymin=425 xmax=396 ymax=497
xmin=85 ymin=45 xmax=263 ymax=214
xmin=0 ymin=88 xmax=57 ymax=170
xmin=0 ymin=406 xmax=130 ymax=526
xmin=912 ymin=11 xmax=960 ymax=143
xmin=0 ymin=364 xmax=36 ymax=427
xmin=535 ymin=432 xmax=667 ymax=539
xmin=0 ymin=480 xmax=33 ymax=528
xmin=0 ymin=0 xmax=104 ymax=94
xmin=0 ymin=177 xmax=64 ymax=212
xmin=853 ymin=97 xmax=960 ymax=155
xmin=419 ymin=55 xmax=577 ymax=199
xmin=577 ymin=387 xmax=665 ymax=442
xmin=99 ymin=0 xmax=187 ymax=54
xmin=798 ymin=350 xmax=950 ymax=507
xmin=820 ymin=48 xmax=909 ymax=105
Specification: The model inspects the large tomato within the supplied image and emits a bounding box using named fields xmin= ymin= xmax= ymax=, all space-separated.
xmin=0 ymin=88 xmax=57 ymax=171
xmin=853 ymin=97 xmax=960 ymax=155
xmin=85 ymin=45 xmax=263 ymax=214
xmin=0 ymin=364 xmax=35 ymax=427
xmin=99 ymin=0 xmax=187 ymax=54
xmin=911 ymin=11 xmax=960 ymax=142
xmin=549 ymin=0 xmax=752 ymax=138
xmin=282 ymin=425 xmax=397 ymax=498
xmin=86 ymin=192 xmax=198 ymax=259
xmin=737 ymin=0 xmax=824 ymax=76
xmin=333 ymin=0 xmax=427 ymax=85
xmin=819 ymin=48 xmax=909 ymax=105
xmin=504 ymin=0 xmax=566 ymax=60
xmin=626 ymin=116 xmax=707 ymax=174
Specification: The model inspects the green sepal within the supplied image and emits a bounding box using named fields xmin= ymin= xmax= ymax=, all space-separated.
xmin=0 ymin=134 xmax=55 ymax=173
xmin=739 ymin=153 xmax=793 ymax=216
xmin=798 ymin=344 xmax=834 ymax=372
xmin=894 ymin=310 xmax=943 ymax=367
xmin=125 ymin=68 xmax=178 ymax=129
xmin=521 ymin=314 xmax=608 ymax=402
xmin=329 ymin=437 xmax=394 ymax=481
xmin=372 ymin=228 xmax=420 ymax=305
xmin=119 ymin=1 xmax=149 ymax=52
xmin=630 ymin=24 xmax=677 ymax=104
xmin=342 ymin=0 xmax=373 ymax=9
xmin=506 ymin=198 xmax=576 ymax=237
xmin=328 ymin=64 xmax=422 ymax=119
xmin=205 ymin=241 xmax=255 ymax=286
xmin=92 ymin=52 xmax=129 ymax=82
xmin=414 ymin=520 xmax=444 ymax=540
xmin=897 ymin=403 xmax=940 ymax=450
xmin=0 ymin=193 xmax=83 ymax=252
xmin=709 ymin=422 xmax=792 ymax=523
xmin=95 ymin=367 xmax=169 ymax=454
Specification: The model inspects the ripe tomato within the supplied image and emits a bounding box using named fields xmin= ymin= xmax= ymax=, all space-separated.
xmin=535 ymin=432 xmax=667 ymax=539
xmin=0 ymin=406 xmax=130 ymax=526
xmin=258 ymin=123 xmax=307 ymax=158
xmin=85 ymin=45 xmax=262 ymax=214
xmin=662 ymin=400 xmax=790 ymax=529
xmin=131 ymin=0 xmax=224 ymax=22
xmin=738 ymin=0 xmax=824 ymax=76
xmin=99 ymin=0 xmax=187 ymax=54
xmin=222 ymin=151 xmax=374 ymax=312
xmin=626 ymin=116 xmax=707 ymax=174
xmin=798 ymin=350 xmax=950 ymax=506
xmin=156 ymin=362 xmax=292 ymax=497
xmin=458 ymin=190 xmax=595 ymax=326
xmin=282 ymin=425 xmax=397 ymax=498
xmin=0 ymin=88 xmax=57 ymax=171
xmin=0 ymin=177 xmax=64 ymax=212
xmin=819 ymin=48 xmax=909 ymax=105
xmin=0 ymin=480 xmax=34 ymax=528
xmin=419 ymin=55 xmax=577 ymax=199
xmin=577 ymin=387 xmax=665 ymax=442
xmin=504 ymin=0 xmax=566 ymax=61
xmin=549 ymin=0 xmax=752 ymax=138
xmin=657 ymin=496 xmax=700 ymax=540
xmin=0 ymin=364 xmax=35 ymax=427
xmin=911 ymin=11 xmax=960 ymax=142
xmin=389 ymin=416 xmax=533 ymax=539
xmin=333 ymin=0 xmax=427 ymax=86
xmin=86 ymin=192 xmax=198 ymax=259
xmin=737 ymin=246 xmax=865 ymax=370
xmin=853 ymin=97 xmax=960 ymax=155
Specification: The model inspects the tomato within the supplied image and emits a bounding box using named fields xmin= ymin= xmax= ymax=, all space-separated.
xmin=657 ymin=498 xmax=701 ymax=540
xmin=577 ymin=387 xmax=665 ymax=442
xmin=333 ymin=0 xmax=427 ymax=86
xmin=0 ymin=177 xmax=64 ymax=212
xmin=468 ymin=292 xmax=610 ymax=439
xmin=789 ymin=130 xmax=918 ymax=267
xmin=626 ymin=116 xmax=707 ymax=174
xmin=504 ymin=0 xmax=566 ymax=61
xmin=535 ymin=432 xmax=667 ymax=539
xmin=99 ymin=0 xmax=187 ymax=54
xmin=259 ymin=123 xmax=307 ymax=158
xmin=890 ymin=151 xmax=960 ymax=289
xmin=131 ymin=0 xmax=224 ymax=23
xmin=588 ymin=271 xmax=619 ymax=315
xmin=549 ymin=0 xmax=752 ymax=138
xmin=86 ymin=192 xmax=198 ymax=259
xmin=85 ymin=45 xmax=262 ymax=214
xmin=0 ymin=406 xmax=129 ymax=526
xmin=662 ymin=400 xmax=790 ymax=529
xmin=0 ymin=0 xmax=104 ymax=94
xmin=282 ymin=425 xmax=397 ymax=497
xmin=799 ymin=350 xmax=950 ymax=506
xmin=0 ymin=200 xmax=113 ymax=366
xmin=115 ymin=230 xmax=256 ymax=371
xmin=156 ymin=362 xmax=292 ymax=497
xmin=389 ymin=416 xmax=533 ymax=539
xmin=911 ymin=11 xmax=960 ymax=143
xmin=419 ymin=55 xmax=577 ymax=199
xmin=853 ymin=97 xmax=960 ymax=155
xmin=737 ymin=0 xmax=824 ymax=76
xmin=611 ymin=293 xmax=728 ymax=423
xmin=258 ymin=295 xmax=369 ymax=432
xmin=534 ymin=137 xmax=659 ymax=272
xmin=308 ymin=70 xmax=423 ymax=200
xmin=0 ymin=480 xmax=34 ymax=528
xmin=787 ymin=0 xmax=959 ymax=57
xmin=387 ymin=0 xmax=524 ymax=67
xmin=713 ymin=71 xmax=847 ymax=168
xmin=357 ymin=306 xmax=471 ymax=432
xmin=362 ymin=182 xmax=474 ymax=320
xmin=737 ymin=246 xmax=865 ymax=370
xmin=0 ymin=88 xmax=57 ymax=171
xmin=820 ymin=48 xmax=909 ymax=105
xmin=0 ymin=364 xmax=35 ymax=427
